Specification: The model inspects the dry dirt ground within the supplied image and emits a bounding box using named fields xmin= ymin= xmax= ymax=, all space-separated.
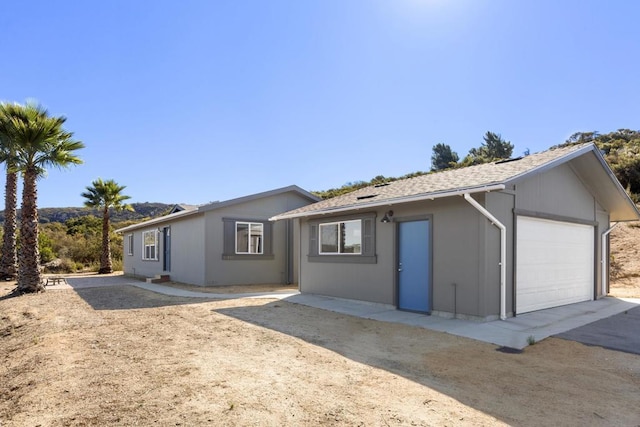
xmin=1 ymin=225 xmax=639 ymax=427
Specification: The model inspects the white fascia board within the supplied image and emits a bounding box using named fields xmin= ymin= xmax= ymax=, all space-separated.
xmin=269 ymin=184 xmax=507 ymax=221
xmin=115 ymin=209 xmax=201 ymax=233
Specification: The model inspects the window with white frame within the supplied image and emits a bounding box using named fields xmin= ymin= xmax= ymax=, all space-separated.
xmin=236 ymin=222 xmax=263 ymax=254
xmin=319 ymin=219 xmax=362 ymax=254
xmin=142 ymin=230 xmax=158 ymax=260
xmin=127 ymin=234 xmax=134 ymax=256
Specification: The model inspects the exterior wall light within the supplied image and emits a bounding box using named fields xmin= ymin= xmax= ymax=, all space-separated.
xmin=381 ymin=210 xmax=394 ymax=223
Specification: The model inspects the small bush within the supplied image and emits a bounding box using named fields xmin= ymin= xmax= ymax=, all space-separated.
xmin=42 ymin=258 xmax=82 ymax=274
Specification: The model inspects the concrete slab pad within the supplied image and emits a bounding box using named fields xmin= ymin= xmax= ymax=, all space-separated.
xmin=283 ymin=294 xmax=640 ymax=350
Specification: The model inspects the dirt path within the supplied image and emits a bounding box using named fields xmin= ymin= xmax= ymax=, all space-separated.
xmin=1 ymin=279 xmax=639 ymax=426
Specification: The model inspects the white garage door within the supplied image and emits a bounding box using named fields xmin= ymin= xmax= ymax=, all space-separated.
xmin=516 ymin=216 xmax=594 ymax=314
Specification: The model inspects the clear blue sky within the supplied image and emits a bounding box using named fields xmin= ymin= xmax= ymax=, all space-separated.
xmin=2 ymin=0 xmax=638 ymax=207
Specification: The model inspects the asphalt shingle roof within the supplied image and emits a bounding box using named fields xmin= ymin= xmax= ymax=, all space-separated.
xmin=273 ymin=143 xmax=595 ymax=219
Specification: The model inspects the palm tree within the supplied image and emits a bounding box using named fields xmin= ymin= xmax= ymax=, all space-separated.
xmin=0 ymin=103 xmax=20 ymax=280
xmin=81 ymin=178 xmax=133 ymax=274
xmin=5 ymin=102 xmax=84 ymax=293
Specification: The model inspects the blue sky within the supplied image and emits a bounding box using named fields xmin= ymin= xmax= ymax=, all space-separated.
xmin=2 ymin=0 xmax=638 ymax=208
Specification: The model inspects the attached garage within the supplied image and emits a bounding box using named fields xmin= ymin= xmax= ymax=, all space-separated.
xmin=516 ymin=216 xmax=594 ymax=314
xmin=272 ymin=143 xmax=640 ymax=321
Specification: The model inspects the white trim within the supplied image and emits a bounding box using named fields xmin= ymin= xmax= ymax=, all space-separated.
xmin=318 ymin=219 xmax=362 ymax=255
xmin=270 ymin=184 xmax=507 ymax=221
xmin=463 ymin=193 xmax=507 ymax=320
xmin=142 ymin=230 xmax=159 ymax=261
xmin=127 ymin=233 xmax=134 ymax=256
xmin=235 ymin=221 xmax=264 ymax=254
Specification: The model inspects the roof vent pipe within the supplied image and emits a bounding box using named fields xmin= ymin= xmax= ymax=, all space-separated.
xmin=463 ymin=193 xmax=507 ymax=320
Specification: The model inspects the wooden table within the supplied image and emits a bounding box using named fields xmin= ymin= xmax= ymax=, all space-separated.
xmin=45 ymin=276 xmax=67 ymax=286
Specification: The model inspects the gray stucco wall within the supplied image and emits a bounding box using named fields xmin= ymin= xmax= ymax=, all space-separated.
xmin=514 ymin=163 xmax=596 ymax=221
xmin=163 ymin=216 xmax=206 ymax=285
xmin=299 ymin=196 xmax=491 ymax=318
xmin=123 ymin=228 xmax=164 ymax=280
xmin=204 ymin=192 xmax=313 ymax=286
xmin=122 ymin=190 xmax=314 ymax=287
xmin=122 ymin=215 xmax=206 ymax=285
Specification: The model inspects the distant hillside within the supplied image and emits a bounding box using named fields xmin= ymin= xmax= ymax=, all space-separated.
xmin=0 ymin=202 xmax=173 ymax=225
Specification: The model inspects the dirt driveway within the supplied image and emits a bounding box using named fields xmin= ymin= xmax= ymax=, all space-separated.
xmin=1 ymin=278 xmax=640 ymax=426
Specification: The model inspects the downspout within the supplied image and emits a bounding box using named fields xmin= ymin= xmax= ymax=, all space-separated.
xmin=601 ymin=222 xmax=618 ymax=296
xmin=284 ymin=219 xmax=291 ymax=284
xmin=463 ymin=193 xmax=507 ymax=320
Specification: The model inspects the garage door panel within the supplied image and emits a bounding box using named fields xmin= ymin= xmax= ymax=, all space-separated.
xmin=517 ymin=217 xmax=594 ymax=314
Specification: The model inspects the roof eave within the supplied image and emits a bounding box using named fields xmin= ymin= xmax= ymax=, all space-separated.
xmin=198 ymin=185 xmax=320 ymax=214
xmin=589 ymin=148 xmax=640 ymax=221
xmin=115 ymin=209 xmax=202 ymax=233
xmin=270 ymin=184 xmax=507 ymax=221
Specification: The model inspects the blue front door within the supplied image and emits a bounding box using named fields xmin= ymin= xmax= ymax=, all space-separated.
xmin=398 ymin=220 xmax=431 ymax=313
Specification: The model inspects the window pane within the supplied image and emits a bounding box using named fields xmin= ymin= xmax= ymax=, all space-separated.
xmin=320 ymin=223 xmax=339 ymax=253
xmin=236 ymin=223 xmax=249 ymax=253
xmin=341 ymin=220 xmax=362 ymax=254
xmin=250 ymin=223 xmax=263 ymax=254
xmin=143 ymin=231 xmax=157 ymax=260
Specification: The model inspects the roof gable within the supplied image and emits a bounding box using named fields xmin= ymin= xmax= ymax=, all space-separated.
xmin=197 ymin=185 xmax=320 ymax=213
xmin=117 ymin=185 xmax=320 ymax=233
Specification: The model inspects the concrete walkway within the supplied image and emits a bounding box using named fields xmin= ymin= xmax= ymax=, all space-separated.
xmin=58 ymin=276 xmax=640 ymax=350
xmin=144 ymin=283 xmax=640 ymax=349
xmin=285 ymin=294 xmax=640 ymax=350
xmin=134 ymin=282 xmax=300 ymax=300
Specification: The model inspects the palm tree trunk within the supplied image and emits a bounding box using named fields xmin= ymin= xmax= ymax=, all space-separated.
xmin=0 ymin=169 xmax=18 ymax=279
xmin=99 ymin=206 xmax=112 ymax=274
xmin=17 ymin=167 xmax=43 ymax=292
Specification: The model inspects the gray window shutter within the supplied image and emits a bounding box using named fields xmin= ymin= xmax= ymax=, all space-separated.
xmin=309 ymin=224 xmax=318 ymax=256
xmin=264 ymin=221 xmax=273 ymax=256
xmin=223 ymin=219 xmax=235 ymax=255
xmin=362 ymin=217 xmax=374 ymax=256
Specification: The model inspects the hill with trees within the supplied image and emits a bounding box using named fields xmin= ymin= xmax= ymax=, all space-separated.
xmin=554 ymin=129 xmax=640 ymax=202
xmin=0 ymin=202 xmax=172 ymax=225
xmin=314 ymin=131 xmax=515 ymax=199
xmin=314 ymin=129 xmax=640 ymax=204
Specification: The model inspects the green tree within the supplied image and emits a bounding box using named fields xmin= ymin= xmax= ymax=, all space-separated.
xmin=81 ymin=178 xmax=133 ymax=274
xmin=462 ymin=131 xmax=514 ymax=166
xmin=431 ymin=143 xmax=459 ymax=171
xmin=564 ymin=131 xmax=599 ymax=145
xmin=4 ymin=102 xmax=84 ymax=292
xmin=65 ymin=215 xmax=102 ymax=237
xmin=0 ymin=103 xmax=20 ymax=279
